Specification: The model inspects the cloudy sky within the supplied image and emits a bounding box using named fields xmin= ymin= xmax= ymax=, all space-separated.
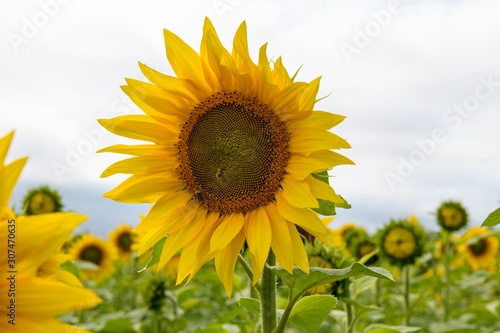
xmin=1 ymin=0 xmax=499 ymax=237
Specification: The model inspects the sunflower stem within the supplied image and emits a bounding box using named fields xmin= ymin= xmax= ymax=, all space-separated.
xmin=403 ymin=265 xmax=411 ymax=326
xmin=260 ymin=251 xmax=277 ymax=333
xmin=443 ymin=232 xmax=451 ymax=322
xmin=345 ymin=300 xmax=354 ymax=333
xmin=238 ymin=253 xmax=261 ymax=295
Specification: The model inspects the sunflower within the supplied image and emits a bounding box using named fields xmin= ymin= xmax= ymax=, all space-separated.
xmin=70 ymin=234 xmax=117 ymax=281
xmin=332 ymin=222 xmax=360 ymax=249
xmin=350 ymin=235 xmax=379 ymax=265
xmin=458 ymin=227 xmax=499 ymax=272
xmin=98 ymin=18 xmax=352 ymax=295
xmin=109 ymin=224 xmax=138 ymax=258
xmin=0 ymin=131 xmax=101 ymax=333
xmin=377 ymin=219 xmax=425 ymax=266
xmin=22 ymin=185 xmax=63 ymax=215
xmin=437 ymin=201 xmax=468 ymax=232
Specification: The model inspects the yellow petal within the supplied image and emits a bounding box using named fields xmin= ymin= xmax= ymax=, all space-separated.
xmin=163 ymin=28 xmax=210 ymax=93
xmin=98 ymin=115 xmax=176 ymax=144
xmin=100 ymin=155 xmax=177 ymax=178
xmin=269 ymin=57 xmax=291 ymax=90
xmin=157 ymin=210 xmax=207 ymax=269
xmin=215 ymin=228 xmax=245 ymax=297
xmin=287 ymin=222 xmax=310 ymax=273
xmin=309 ymin=149 xmax=355 ymax=167
xmin=271 ymin=81 xmax=308 ymax=117
xmin=138 ymin=203 xmax=197 ymax=255
xmin=176 ymin=212 xmax=220 ymax=284
xmin=285 ymin=154 xmax=331 ymax=181
xmin=0 ymin=157 xmax=27 ymax=216
xmin=298 ymin=77 xmax=321 ymax=111
xmin=104 ymin=174 xmax=183 ymax=203
xmin=245 ymin=206 xmax=272 ymax=285
xmin=0 ymin=130 xmax=14 ymax=165
xmin=138 ymin=62 xmax=202 ymax=102
xmin=210 ymin=213 xmax=245 ymax=254
xmin=304 ymin=175 xmax=344 ymax=203
xmin=15 ymin=213 xmax=87 ymax=277
xmin=281 ymin=174 xmax=319 ymax=208
xmin=289 ymin=127 xmax=351 ymax=155
xmin=232 ymin=21 xmax=258 ymax=79
xmin=134 ymin=191 xmax=192 ymax=233
xmin=266 ymin=203 xmax=294 ymax=273
xmin=15 ymin=276 xmax=101 ymax=317
xmin=97 ymin=144 xmax=176 ymax=156
xmin=287 ymin=111 xmax=346 ymax=131
xmin=275 ymin=190 xmax=329 ymax=243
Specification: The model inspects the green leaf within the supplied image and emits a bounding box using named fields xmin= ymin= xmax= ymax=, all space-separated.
xmin=238 ymin=297 xmax=261 ymax=316
xmin=139 ymin=237 xmax=166 ymax=272
xmin=429 ymin=320 xmax=477 ymax=332
xmin=60 ymin=260 xmax=80 ymax=279
xmin=312 ymin=170 xmax=329 ymax=184
xmin=96 ymin=318 xmax=135 ymax=333
xmin=73 ymin=260 xmax=99 ymax=271
xmin=270 ymin=263 xmax=394 ymax=303
xmin=289 ymin=295 xmax=337 ymax=332
xmin=334 ymin=194 xmax=351 ymax=209
xmin=481 ymin=207 xmax=500 ymax=227
xmin=364 ymin=324 xmax=422 ymax=333
xmin=311 ymin=199 xmax=336 ymax=216
xmin=290 ymin=64 xmax=303 ymax=82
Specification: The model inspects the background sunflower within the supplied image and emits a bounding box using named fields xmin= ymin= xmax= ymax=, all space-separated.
xmin=70 ymin=234 xmax=117 ymax=281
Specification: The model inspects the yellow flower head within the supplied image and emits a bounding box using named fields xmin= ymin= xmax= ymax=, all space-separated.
xmin=98 ymin=18 xmax=353 ymax=296
xmin=109 ymin=224 xmax=138 ymax=258
xmin=458 ymin=227 xmax=499 ymax=272
xmin=377 ymin=219 xmax=425 ymax=266
xmin=70 ymin=234 xmax=117 ymax=281
xmin=0 ymin=131 xmax=101 ymax=333
xmin=332 ymin=222 xmax=358 ymax=249
xmin=22 ymin=185 xmax=63 ymax=215
xmin=437 ymin=201 xmax=468 ymax=232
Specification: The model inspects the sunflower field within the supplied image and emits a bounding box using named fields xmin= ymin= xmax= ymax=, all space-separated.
xmin=2 ymin=11 xmax=500 ymax=333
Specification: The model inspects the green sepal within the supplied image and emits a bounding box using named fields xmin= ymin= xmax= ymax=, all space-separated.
xmin=481 ymin=207 xmax=500 ymax=227
xmin=139 ymin=237 xmax=166 ymax=272
xmin=60 ymin=260 xmax=80 ymax=279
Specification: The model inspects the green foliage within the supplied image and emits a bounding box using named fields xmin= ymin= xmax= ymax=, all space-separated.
xmin=481 ymin=207 xmax=500 ymax=227
xmin=288 ymin=295 xmax=337 ymax=332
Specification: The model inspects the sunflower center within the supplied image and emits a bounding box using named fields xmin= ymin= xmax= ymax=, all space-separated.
xmin=81 ymin=246 xmax=103 ymax=265
xmin=178 ymin=91 xmax=289 ymax=214
xmin=469 ymin=239 xmax=487 ymax=255
xmin=29 ymin=192 xmax=56 ymax=215
xmin=118 ymin=232 xmax=132 ymax=252
xmin=384 ymin=227 xmax=416 ymax=260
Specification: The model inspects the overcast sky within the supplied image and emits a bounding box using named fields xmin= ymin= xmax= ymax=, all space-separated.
xmin=1 ymin=0 xmax=499 ymax=237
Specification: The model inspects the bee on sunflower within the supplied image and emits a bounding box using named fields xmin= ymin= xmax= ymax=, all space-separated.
xmin=458 ymin=227 xmax=499 ymax=272
xmin=22 ymin=185 xmax=63 ymax=215
xmin=437 ymin=201 xmax=468 ymax=232
xmin=377 ymin=219 xmax=425 ymax=267
xmin=70 ymin=234 xmax=117 ymax=281
xmin=98 ymin=18 xmax=353 ymax=295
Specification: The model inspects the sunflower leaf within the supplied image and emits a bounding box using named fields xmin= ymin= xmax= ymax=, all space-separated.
xmin=311 ymin=170 xmax=329 ymax=184
xmin=60 ymin=260 xmax=80 ymax=279
xmin=363 ymin=324 xmax=422 ymax=333
xmin=140 ymin=237 xmax=167 ymax=272
xmin=311 ymin=199 xmax=336 ymax=216
xmin=238 ymin=297 xmax=261 ymax=316
xmin=288 ymin=295 xmax=337 ymax=332
xmin=335 ymin=194 xmax=351 ymax=209
xmin=269 ymin=263 xmax=394 ymax=303
xmin=481 ymin=207 xmax=500 ymax=227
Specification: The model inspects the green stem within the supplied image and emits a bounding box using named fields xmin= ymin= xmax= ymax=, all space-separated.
xmin=345 ymin=301 xmax=354 ymax=333
xmin=274 ymin=292 xmax=294 ymax=333
xmin=261 ymin=251 xmax=277 ymax=333
xmin=403 ymin=266 xmax=411 ymax=326
xmin=238 ymin=253 xmax=261 ymax=296
xmin=153 ymin=311 xmax=161 ymax=333
xmin=443 ymin=232 xmax=451 ymax=322
xmin=374 ymin=279 xmax=381 ymax=308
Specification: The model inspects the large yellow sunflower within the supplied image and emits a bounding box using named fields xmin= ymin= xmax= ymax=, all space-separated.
xmin=98 ymin=18 xmax=352 ymax=295
xmin=458 ymin=227 xmax=499 ymax=272
xmin=0 ymin=131 xmax=101 ymax=333
xmin=70 ymin=234 xmax=117 ymax=281
xmin=109 ymin=224 xmax=138 ymax=258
